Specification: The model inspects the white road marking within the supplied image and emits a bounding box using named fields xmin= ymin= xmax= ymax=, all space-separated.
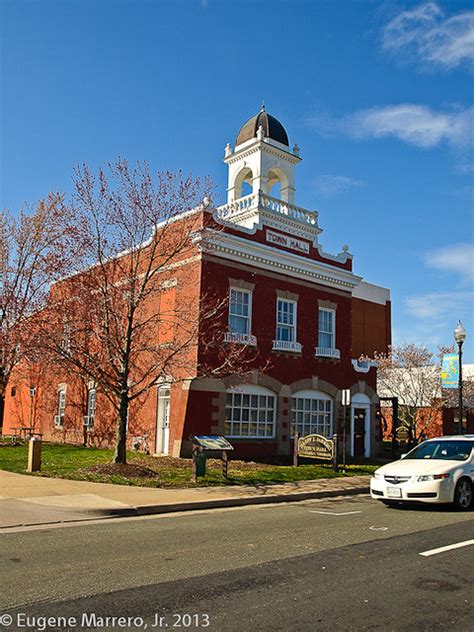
xmin=369 ymin=526 xmax=388 ymax=531
xmin=309 ymin=510 xmax=362 ymax=516
xmin=419 ymin=539 xmax=474 ymax=557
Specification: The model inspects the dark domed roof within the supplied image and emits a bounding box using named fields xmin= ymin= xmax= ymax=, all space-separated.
xmin=235 ymin=105 xmax=289 ymax=147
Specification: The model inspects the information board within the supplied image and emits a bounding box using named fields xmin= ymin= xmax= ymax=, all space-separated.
xmin=192 ymin=436 xmax=234 ymax=451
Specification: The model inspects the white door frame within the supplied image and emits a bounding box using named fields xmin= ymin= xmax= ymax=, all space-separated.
xmin=155 ymin=386 xmax=171 ymax=454
xmin=350 ymin=398 xmax=371 ymax=458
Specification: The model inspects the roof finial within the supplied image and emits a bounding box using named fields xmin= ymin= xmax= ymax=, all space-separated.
xmin=261 ymin=99 xmax=265 ymax=111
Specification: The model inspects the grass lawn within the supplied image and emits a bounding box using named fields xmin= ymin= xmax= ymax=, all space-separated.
xmin=0 ymin=442 xmax=378 ymax=488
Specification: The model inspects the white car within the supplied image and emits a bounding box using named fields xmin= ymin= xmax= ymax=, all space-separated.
xmin=370 ymin=435 xmax=474 ymax=511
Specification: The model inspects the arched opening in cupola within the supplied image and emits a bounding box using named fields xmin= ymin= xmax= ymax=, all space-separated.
xmin=267 ymin=167 xmax=289 ymax=201
xmin=234 ymin=167 xmax=253 ymax=200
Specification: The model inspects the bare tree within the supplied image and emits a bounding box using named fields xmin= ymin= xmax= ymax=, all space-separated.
xmin=41 ymin=160 xmax=255 ymax=463
xmin=374 ymin=343 xmax=447 ymax=445
xmin=0 ymin=195 xmax=75 ymax=430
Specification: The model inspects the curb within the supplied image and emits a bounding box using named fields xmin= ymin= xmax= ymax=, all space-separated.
xmin=133 ymin=485 xmax=370 ymax=516
xmin=0 ymin=484 xmax=370 ymax=529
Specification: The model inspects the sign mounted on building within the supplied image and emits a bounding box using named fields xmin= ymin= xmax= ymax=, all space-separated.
xmin=341 ymin=389 xmax=351 ymax=406
xmin=297 ymin=434 xmax=334 ymax=461
xmin=441 ymin=354 xmax=459 ymax=389
xmin=266 ymin=230 xmax=310 ymax=254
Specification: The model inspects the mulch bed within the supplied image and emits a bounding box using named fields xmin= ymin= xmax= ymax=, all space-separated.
xmin=131 ymin=454 xmax=273 ymax=471
xmin=79 ymin=456 xmax=274 ymax=481
xmin=80 ymin=463 xmax=159 ymax=479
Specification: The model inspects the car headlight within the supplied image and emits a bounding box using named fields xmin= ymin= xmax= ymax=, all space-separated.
xmin=373 ymin=472 xmax=383 ymax=480
xmin=417 ymin=473 xmax=450 ymax=482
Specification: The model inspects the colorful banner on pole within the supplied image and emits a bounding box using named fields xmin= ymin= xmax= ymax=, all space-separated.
xmin=441 ymin=354 xmax=459 ymax=389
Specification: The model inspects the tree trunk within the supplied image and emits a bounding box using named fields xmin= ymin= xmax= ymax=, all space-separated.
xmin=113 ymin=394 xmax=128 ymax=464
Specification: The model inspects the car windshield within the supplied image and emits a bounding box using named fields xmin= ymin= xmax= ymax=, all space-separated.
xmin=404 ymin=440 xmax=474 ymax=461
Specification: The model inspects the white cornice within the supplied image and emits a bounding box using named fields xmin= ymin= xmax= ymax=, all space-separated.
xmin=202 ymin=230 xmax=362 ymax=291
xmin=224 ymin=139 xmax=301 ymax=166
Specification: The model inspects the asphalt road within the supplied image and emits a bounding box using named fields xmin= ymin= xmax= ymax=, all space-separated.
xmin=1 ymin=495 xmax=473 ymax=631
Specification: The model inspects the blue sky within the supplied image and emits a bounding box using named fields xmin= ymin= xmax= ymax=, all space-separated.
xmin=1 ymin=0 xmax=473 ymax=360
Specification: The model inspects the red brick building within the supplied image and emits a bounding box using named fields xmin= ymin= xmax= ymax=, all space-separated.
xmin=4 ymin=107 xmax=391 ymax=459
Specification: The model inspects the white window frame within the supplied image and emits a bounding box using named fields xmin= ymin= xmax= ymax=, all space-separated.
xmin=84 ymin=388 xmax=96 ymax=427
xmin=291 ymin=390 xmax=333 ymax=438
xmin=318 ymin=308 xmax=336 ymax=349
xmin=228 ymin=287 xmax=252 ymax=336
xmin=350 ymin=393 xmax=371 ymax=458
xmin=276 ymin=298 xmax=297 ymax=343
xmin=55 ymin=388 xmax=66 ymax=427
xmin=225 ymin=385 xmax=276 ymax=439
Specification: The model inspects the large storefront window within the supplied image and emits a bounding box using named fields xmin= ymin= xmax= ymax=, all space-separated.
xmin=291 ymin=390 xmax=333 ymax=438
xmin=225 ymin=385 xmax=276 ymax=438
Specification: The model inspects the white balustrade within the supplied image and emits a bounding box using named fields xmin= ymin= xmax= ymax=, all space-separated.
xmin=216 ymin=192 xmax=318 ymax=228
xmin=224 ymin=332 xmax=257 ymax=346
xmin=315 ymin=347 xmax=341 ymax=359
xmin=272 ymin=340 xmax=302 ymax=353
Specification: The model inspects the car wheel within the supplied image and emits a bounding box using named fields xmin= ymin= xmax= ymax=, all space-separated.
xmin=453 ymin=478 xmax=472 ymax=511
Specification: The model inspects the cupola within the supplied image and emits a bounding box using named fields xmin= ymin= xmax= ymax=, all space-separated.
xmin=235 ymin=104 xmax=289 ymax=148
xmin=224 ymin=104 xmax=301 ymax=204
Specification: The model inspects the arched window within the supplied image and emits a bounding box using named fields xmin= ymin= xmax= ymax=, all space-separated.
xmin=291 ymin=390 xmax=333 ymax=438
xmin=225 ymin=384 xmax=276 ymax=438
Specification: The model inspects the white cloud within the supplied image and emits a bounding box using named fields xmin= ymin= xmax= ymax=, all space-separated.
xmin=404 ymin=290 xmax=474 ymax=319
xmin=382 ymin=2 xmax=474 ymax=69
xmin=344 ymin=104 xmax=473 ymax=149
xmin=313 ymin=175 xmax=363 ymax=197
xmin=400 ymin=241 xmax=474 ymax=355
xmin=425 ymin=243 xmax=474 ymax=283
xmin=308 ymin=104 xmax=473 ymax=149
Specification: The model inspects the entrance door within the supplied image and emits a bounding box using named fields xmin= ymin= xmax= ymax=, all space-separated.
xmin=156 ymin=386 xmax=171 ymax=454
xmin=353 ymin=408 xmax=366 ymax=457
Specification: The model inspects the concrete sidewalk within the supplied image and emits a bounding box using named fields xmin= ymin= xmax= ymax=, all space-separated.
xmin=0 ymin=469 xmax=370 ymax=529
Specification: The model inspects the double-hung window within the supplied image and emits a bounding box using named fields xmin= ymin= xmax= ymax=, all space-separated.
xmin=84 ymin=388 xmax=96 ymax=427
xmin=226 ymin=288 xmax=256 ymax=346
xmin=276 ymin=299 xmax=296 ymax=342
xmin=229 ymin=288 xmax=251 ymax=335
xmin=55 ymin=388 xmax=66 ymax=427
xmin=318 ymin=308 xmax=335 ymax=348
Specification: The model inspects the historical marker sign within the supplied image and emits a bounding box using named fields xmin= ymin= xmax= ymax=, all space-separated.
xmin=298 ymin=434 xmax=334 ymax=461
xmin=193 ymin=436 xmax=234 ymax=451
